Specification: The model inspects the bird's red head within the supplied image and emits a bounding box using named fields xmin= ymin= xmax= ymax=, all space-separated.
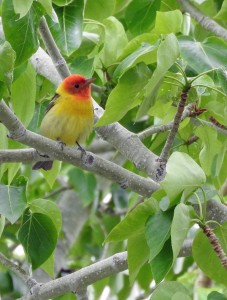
xmin=58 ymin=74 xmax=95 ymax=100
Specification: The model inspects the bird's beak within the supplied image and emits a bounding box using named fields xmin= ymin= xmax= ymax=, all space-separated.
xmin=83 ymin=77 xmax=96 ymax=87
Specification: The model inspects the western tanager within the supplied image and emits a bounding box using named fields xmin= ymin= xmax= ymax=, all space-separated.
xmin=33 ymin=74 xmax=95 ymax=171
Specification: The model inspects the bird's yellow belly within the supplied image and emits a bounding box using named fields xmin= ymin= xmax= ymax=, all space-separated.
xmin=40 ymin=99 xmax=93 ymax=146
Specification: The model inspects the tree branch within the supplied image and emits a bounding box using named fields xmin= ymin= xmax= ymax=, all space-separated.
xmin=0 ymin=100 xmax=159 ymax=196
xmin=159 ymin=86 xmax=191 ymax=162
xmin=19 ymin=252 xmax=128 ymax=300
xmin=138 ymin=103 xmax=194 ymax=140
xmin=177 ymin=0 xmax=227 ymax=40
xmin=0 ymin=252 xmax=37 ymax=289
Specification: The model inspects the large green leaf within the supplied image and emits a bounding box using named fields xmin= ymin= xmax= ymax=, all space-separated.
xmin=0 ymin=41 xmax=16 ymax=89
xmin=128 ymin=232 xmax=150 ymax=284
xmin=154 ymin=10 xmax=183 ymax=34
xmin=208 ymin=292 xmax=227 ymax=300
xmin=113 ymin=42 xmax=159 ymax=80
xmin=2 ymin=0 xmax=42 ymax=66
xmin=29 ymin=199 xmax=62 ymax=234
xmin=125 ymin=0 xmax=161 ymax=35
xmin=161 ymin=152 xmax=206 ymax=207
xmin=96 ymin=64 xmax=151 ymax=126
xmin=178 ymin=36 xmax=227 ymax=73
xmin=41 ymin=160 xmax=62 ymax=189
xmin=101 ymin=16 xmax=128 ymax=67
xmin=106 ymin=198 xmax=158 ymax=242
xmin=11 ymin=62 xmax=36 ymax=127
xmin=192 ymin=224 xmax=227 ymax=285
xmin=136 ymin=33 xmax=180 ymax=120
xmin=18 ymin=209 xmax=58 ymax=269
xmin=171 ymin=203 xmax=195 ymax=262
xmin=149 ymin=281 xmax=190 ymax=300
xmin=84 ymin=0 xmax=115 ymax=21
xmin=47 ymin=0 xmax=84 ymax=56
xmin=145 ymin=209 xmax=173 ymax=261
xmin=150 ymin=239 xmax=173 ymax=283
xmin=0 ymin=181 xmax=27 ymax=223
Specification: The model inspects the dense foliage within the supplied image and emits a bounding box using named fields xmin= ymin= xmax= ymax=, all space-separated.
xmin=0 ymin=0 xmax=227 ymax=299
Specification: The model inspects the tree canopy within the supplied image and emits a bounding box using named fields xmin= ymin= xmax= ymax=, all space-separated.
xmin=0 ymin=0 xmax=227 ymax=299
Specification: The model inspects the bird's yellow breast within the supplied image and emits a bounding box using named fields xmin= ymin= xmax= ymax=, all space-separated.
xmin=40 ymin=95 xmax=93 ymax=146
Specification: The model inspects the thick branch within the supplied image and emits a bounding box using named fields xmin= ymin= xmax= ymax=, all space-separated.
xmin=177 ymin=0 xmax=227 ymax=40
xmin=19 ymin=252 xmax=128 ymax=300
xmin=0 ymin=100 xmax=159 ymax=196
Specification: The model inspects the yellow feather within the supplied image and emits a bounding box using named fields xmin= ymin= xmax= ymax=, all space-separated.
xmin=40 ymin=94 xmax=93 ymax=146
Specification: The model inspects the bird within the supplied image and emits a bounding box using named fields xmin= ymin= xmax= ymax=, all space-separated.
xmin=32 ymin=74 xmax=95 ymax=171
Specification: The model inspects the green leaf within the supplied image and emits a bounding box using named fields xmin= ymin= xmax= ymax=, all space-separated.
xmin=84 ymin=0 xmax=115 ymax=21
xmin=150 ymin=239 xmax=173 ymax=283
xmin=52 ymin=0 xmax=73 ymax=6
xmin=161 ymin=152 xmax=206 ymax=207
xmin=101 ymin=16 xmax=128 ymax=67
xmin=192 ymin=225 xmax=227 ymax=285
xmin=38 ymin=0 xmax=52 ymax=17
xmin=11 ymin=62 xmax=36 ymax=127
xmin=0 ymin=41 xmax=16 ymax=89
xmin=125 ymin=0 xmax=161 ymax=35
xmin=154 ymin=10 xmax=183 ymax=34
xmin=208 ymin=291 xmax=227 ymax=300
xmin=149 ymin=281 xmax=190 ymax=300
xmin=0 ymin=182 xmax=27 ymax=224
xmin=178 ymin=36 xmax=227 ymax=73
xmin=70 ymin=56 xmax=94 ymax=78
xmin=96 ymin=64 xmax=151 ymax=126
xmin=0 ymin=215 xmax=5 ymax=238
xmin=128 ymin=232 xmax=150 ymax=284
xmin=2 ymin=0 xmax=42 ymax=65
xmin=29 ymin=199 xmax=62 ymax=234
xmin=13 ymin=0 xmax=33 ymax=18
xmin=215 ymin=0 xmax=227 ymax=21
xmin=195 ymin=126 xmax=222 ymax=176
xmin=136 ymin=33 xmax=180 ymax=120
xmin=113 ymin=42 xmax=159 ymax=80
xmin=145 ymin=209 xmax=173 ymax=261
xmin=106 ymin=198 xmax=158 ymax=242
xmin=40 ymin=251 xmax=55 ymax=278
xmin=68 ymin=168 xmax=97 ymax=206
xmin=171 ymin=203 xmax=195 ymax=262
xmin=18 ymin=209 xmax=58 ymax=269
xmin=172 ymin=292 xmax=191 ymax=300
xmin=0 ymin=124 xmax=8 ymax=150
xmin=47 ymin=0 xmax=84 ymax=56
xmin=41 ymin=161 xmax=62 ymax=189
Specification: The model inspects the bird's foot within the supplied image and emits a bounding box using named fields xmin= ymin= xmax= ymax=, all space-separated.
xmin=58 ymin=141 xmax=66 ymax=151
xmin=76 ymin=142 xmax=86 ymax=158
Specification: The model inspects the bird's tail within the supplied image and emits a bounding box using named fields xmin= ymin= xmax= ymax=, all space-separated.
xmin=32 ymin=161 xmax=53 ymax=171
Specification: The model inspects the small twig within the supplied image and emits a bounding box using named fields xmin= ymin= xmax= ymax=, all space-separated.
xmin=138 ymin=103 xmax=194 ymax=140
xmin=159 ymin=85 xmax=191 ymax=162
xmin=202 ymin=224 xmax=227 ymax=268
xmin=0 ymin=252 xmax=37 ymax=289
xmin=43 ymin=186 xmax=72 ymax=199
xmin=184 ymin=135 xmax=199 ymax=145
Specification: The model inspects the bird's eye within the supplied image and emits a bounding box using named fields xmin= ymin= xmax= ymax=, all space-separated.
xmin=75 ymin=84 xmax=80 ymax=89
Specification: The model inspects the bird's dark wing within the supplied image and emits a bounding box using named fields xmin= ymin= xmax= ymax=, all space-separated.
xmin=45 ymin=93 xmax=60 ymax=114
